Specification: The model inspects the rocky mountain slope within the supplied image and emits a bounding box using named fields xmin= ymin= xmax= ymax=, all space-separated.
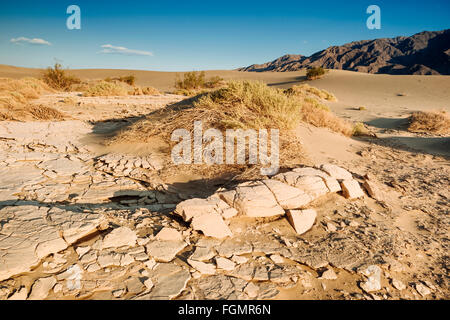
xmin=239 ymin=29 xmax=450 ymax=75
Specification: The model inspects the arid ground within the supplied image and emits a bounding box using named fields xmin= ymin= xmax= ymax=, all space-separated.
xmin=0 ymin=65 xmax=448 ymax=300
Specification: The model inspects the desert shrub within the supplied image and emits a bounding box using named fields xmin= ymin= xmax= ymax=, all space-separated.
xmin=303 ymin=97 xmax=331 ymax=112
xmin=174 ymin=72 xmax=224 ymax=95
xmin=119 ymin=75 xmax=136 ymax=86
xmin=114 ymin=80 xmax=355 ymax=180
xmin=352 ymin=122 xmax=372 ymax=136
xmin=83 ymin=81 xmax=128 ymax=97
xmin=142 ymin=86 xmax=160 ymax=95
xmin=106 ymin=75 xmax=136 ymax=86
xmin=0 ymin=78 xmax=63 ymax=121
xmin=114 ymin=80 xmax=306 ymax=179
xmin=408 ymin=111 xmax=450 ymax=134
xmin=175 ymin=71 xmax=206 ymax=90
xmin=285 ymin=84 xmax=336 ymax=102
xmin=306 ymin=67 xmax=326 ymax=80
xmin=42 ymin=63 xmax=80 ymax=91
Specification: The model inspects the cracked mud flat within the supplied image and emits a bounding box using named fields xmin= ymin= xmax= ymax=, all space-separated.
xmin=0 ymin=94 xmax=449 ymax=300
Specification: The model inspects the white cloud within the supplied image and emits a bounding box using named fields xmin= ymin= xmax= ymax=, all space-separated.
xmin=99 ymin=44 xmax=153 ymax=56
xmin=10 ymin=37 xmax=52 ymax=46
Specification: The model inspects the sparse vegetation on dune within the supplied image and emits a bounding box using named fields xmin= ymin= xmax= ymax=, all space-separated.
xmin=300 ymin=102 xmax=353 ymax=136
xmin=306 ymin=67 xmax=326 ymax=80
xmin=114 ymin=80 xmax=355 ymax=178
xmin=105 ymin=75 xmax=136 ymax=86
xmin=408 ymin=110 xmax=450 ymax=134
xmin=174 ymin=71 xmax=224 ymax=96
xmin=83 ymin=81 xmax=129 ymax=97
xmin=0 ymin=77 xmax=66 ymax=121
xmin=285 ymin=83 xmax=337 ymax=101
xmin=41 ymin=63 xmax=81 ymax=91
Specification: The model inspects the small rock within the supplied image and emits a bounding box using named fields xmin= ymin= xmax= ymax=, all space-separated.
xmin=326 ymin=222 xmax=337 ymax=232
xmin=125 ymin=277 xmax=145 ymax=294
xmin=28 ymin=276 xmax=57 ymax=300
xmin=191 ymin=212 xmax=232 ymax=239
xmin=144 ymin=258 xmax=157 ymax=270
xmin=75 ymin=246 xmax=91 ymax=258
xmin=190 ymin=246 xmax=216 ymax=262
xmin=286 ymin=209 xmax=317 ymax=235
xmin=146 ymin=240 xmax=187 ymax=263
xmin=232 ymin=255 xmax=248 ymax=264
xmin=320 ymin=268 xmax=338 ymax=280
xmin=359 ymin=265 xmax=382 ymax=293
xmin=244 ymin=282 xmax=259 ymax=298
xmin=187 ymin=259 xmax=216 ymax=275
xmin=53 ymin=283 xmax=63 ymax=293
xmin=269 ymin=254 xmax=285 ymax=264
xmin=144 ymin=278 xmax=154 ymax=290
xmin=215 ymin=257 xmax=236 ymax=271
xmin=362 ymin=174 xmax=386 ymax=202
xmin=102 ymin=227 xmax=137 ymax=249
xmin=392 ymin=279 xmax=406 ymax=291
xmin=340 ymin=179 xmax=365 ymax=199
xmin=415 ymin=283 xmax=431 ymax=297
xmin=155 ymin=227 xmax=183 ymax=241
xmin=320 ymin=164 xmax=353 ymax=180
xmin=113 ymin=289 xmax=125 ymax=297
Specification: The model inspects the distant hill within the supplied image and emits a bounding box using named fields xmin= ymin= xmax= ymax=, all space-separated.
xmin=239 ymin=29 xmax=450 ymax=75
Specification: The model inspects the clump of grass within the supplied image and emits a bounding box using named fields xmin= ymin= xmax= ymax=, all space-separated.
xmin=175 ymin=71 xmax=206 ymax=90
xmin=285 ymin=84 xmax=337 ymax=101
xmin=83 ymin=81 xmax=129 ymax=97
xmin=174 ymin=71 xmax=224 ymax=96
xmin=408 ymin=111 xmax=450 ymax=135
xmin=358 ymin=106 xmax=367 ymax=111
xmin=0 ymin=77 xmax=66 ymax=121
xmin=114 ymin=81 xmax=356 ymax=179
xmin=122 ymin=80 xmax=303 ymax=140
xmin=301 ymin=102 xmax=353 ymax=136
xmin=42 ymin=63 xmax=80 ymax=91
xmin=306 ymin=67 xmax=326 ymax=80
xmin=352 ymin=122 xmax=373 ymax=136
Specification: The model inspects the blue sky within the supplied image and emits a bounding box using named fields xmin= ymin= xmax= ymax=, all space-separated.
xmin=0 ymin=0 xmax=449 ymax=71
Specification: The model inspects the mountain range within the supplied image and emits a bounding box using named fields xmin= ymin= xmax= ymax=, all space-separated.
xmin=239 ymin=29 xmax=450 ymax=75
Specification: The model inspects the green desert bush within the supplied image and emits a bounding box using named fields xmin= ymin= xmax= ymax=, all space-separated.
xmin=175 ymin=71 xmax=206 ymax=90
xmin=352 ymin=122 xmax=372 ymax=136
xmin=105 ymin=75 xmax=136 ymax=86
xmin=174 ymin=72 xmax=224 ymax=95
xmin=42 ymin=63 xmax=80 ymax=91
xmin=306 ymin=67 xmax=326 ymax=80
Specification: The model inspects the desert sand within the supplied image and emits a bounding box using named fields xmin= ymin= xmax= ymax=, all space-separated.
xmin=0 ymin=64 xmax=448 ymax=300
